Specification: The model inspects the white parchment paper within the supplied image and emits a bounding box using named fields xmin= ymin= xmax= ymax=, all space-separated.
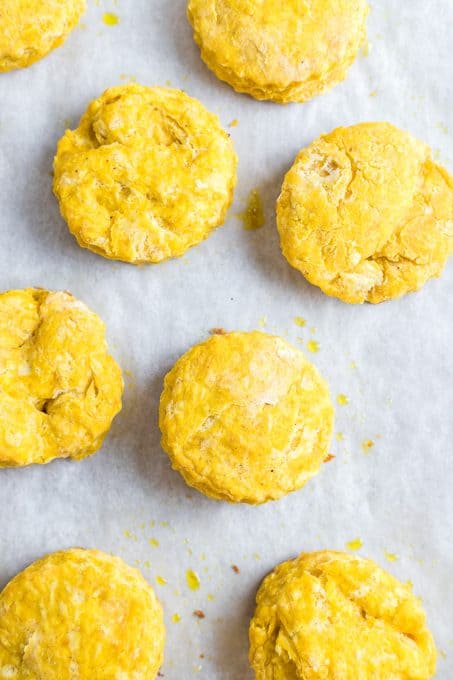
xmin=1 ymin=1 xmax=452 ymax=677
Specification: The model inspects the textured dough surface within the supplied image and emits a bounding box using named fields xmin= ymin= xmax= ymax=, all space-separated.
xmin=249 ymin=550 xmax=437 ymax=679
xmin=0 ymin=288 xmax=123 ymax=467
xmin=159 ymin=331 xmax=334 ymax=504
xmin=53 ymin=84 xmax=238 ymax=264
xmin=0 ymin=549 xmax=165 ymax=679
xmin=0 ymin=0 xmax=86 ymax=72
xmin=187 ymin=0 xmax=368 ymax=103
xmin=277 ymin=122 xmax=453 ymax=303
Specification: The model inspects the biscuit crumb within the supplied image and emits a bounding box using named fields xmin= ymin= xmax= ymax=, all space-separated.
xmin=346 ymin=538 xmax=363 ymax=551
xmin=209 ymin=327 xmax=227 ymax=335
xmin=384 ymin=551 xmax=398 ymax=563
xmin=103 ymin=12 xmax=119 ymax=26
xmin=186 ymin=570 xmax=201 ymax=591
xmin=362 ymin=439 xmax=375 ymax=453
xmin=232 ymin=565 xmax=240 ymax=574
xmin=307 ymin=340 xmax=319 ymax=353
xmin=194 ymin=610 xmax=205 ymax=619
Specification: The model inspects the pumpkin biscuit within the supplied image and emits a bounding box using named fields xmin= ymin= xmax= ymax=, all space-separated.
xmin=277 ymin=122 xmax=453 ymax=303
xmin=0 ymin=549 xmax=165 ymax=679
xmin=53 ymin=84 xmax=238 ymax=264
xmin=159 ymin=331 xmax=334 ymax=504
xmin=249 ymin=550 xmax=437 ymax=679
xmin=0 ymin=288 xmax=123 ymax=467
xmin=187 ymin=0 xmax=368 ymax=103
xmin=0 ymin=0 xmax=86 ymax=72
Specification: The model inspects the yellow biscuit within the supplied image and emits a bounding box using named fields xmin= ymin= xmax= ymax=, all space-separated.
xmin=0 ymin=0 xmax=86 ymax=72
xmin=53 ymin=84 xmax=238 ymax=264
xmin=277 ymin=122 xmax=453 ymax=303
xmin=159 ymin=331 xmax=334 ymax=504
xmin=0 ymin=288 xmax=123 ymax=467
xmin=187 ymin=0 xmax=368 ymax=104
xmin=249 ymin=550 xmax=437 ymax=679
xmin=0 ymin=549 xmax=165 ymax=679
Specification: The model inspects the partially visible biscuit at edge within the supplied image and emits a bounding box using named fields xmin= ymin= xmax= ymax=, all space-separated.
xmin=0 ymin=0 xmax=86 ymax=71
xmin=0 ymin=288 xmax=123 ymax=467
xmin=249 ymin=550 xmax=437 ymax=679
xmin=187 ymin=0 xmax=368 ymax=103
xmin=0 ymin=549 xmax=165 ymax=679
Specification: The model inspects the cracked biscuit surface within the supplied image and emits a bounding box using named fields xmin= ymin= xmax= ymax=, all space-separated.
xmin=159 ymin=331 xmax=334 ymax=504
xmin=277 ymin=122 xmax=453 ymax=303
xmin=0 ymin=0 xmax=86 ymax=72
xmin=249 ymin=550 xmax=437 ymax=679
xmin=0 ymin=288 xmax=123 ymax=467
xmin=53 ymin=84 xmax=238 ymax=264
xmin=187 ymin=0 xmax=368 ymax=103
xmin=0 ymin=549 xmax=165 ymax=679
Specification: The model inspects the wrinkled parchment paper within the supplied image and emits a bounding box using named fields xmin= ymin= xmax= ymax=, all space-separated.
xmin=1 ymin=1 xmax=452 ymax=677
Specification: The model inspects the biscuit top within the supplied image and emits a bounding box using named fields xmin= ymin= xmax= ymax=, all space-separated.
xmin=249 ymin=550 xmax=437 ymax=679
xmin=188 ymin=0 xmax=368 ymax=101
xmin=277 ymin=122 xmax=453 ymax=303
xmin=0 ymin=0 xmax=86 ymax=71
xmin=0 ymin=289 xmax=123 ymax=467
xmin=159 ymin=331 xmax=334 ymax=504
xmin=53 ymin=84 xmax=237 ymax=263
xmin=0 ymin=549 xmax=165 ymax=679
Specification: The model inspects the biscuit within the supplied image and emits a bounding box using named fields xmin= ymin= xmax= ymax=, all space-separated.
xmin=0 ymin=549 xmax=165 ymax=679
xmin=277 ymin=122 xmax=453 ymax=303
xmin=0 ymin=0 xmax=86 ymax=72
xmin=53 ymin=84 xmax=238 ymax=264
xmin=0 ymin=288 xmax=123 ymax=467
xmin=187 ymin=0 xmax=368 ymax=104
xmin=159 ymin=331 xmax=334 ymax=504
xmin=249 ymin=550 xmax=437 ymax=679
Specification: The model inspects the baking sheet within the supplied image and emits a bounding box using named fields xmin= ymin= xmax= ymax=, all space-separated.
xmin=1 ymin=1 xmax=453 ymax=677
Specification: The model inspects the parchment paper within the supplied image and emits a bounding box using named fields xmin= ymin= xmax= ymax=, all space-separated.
xmin=1 ymin=1 xmax=452 ymax=677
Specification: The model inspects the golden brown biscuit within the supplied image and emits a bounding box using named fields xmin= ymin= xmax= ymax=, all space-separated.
xmin=277 ymin=123 xmax=453 ymax=303
xmin=249 ymin=550 xmax=437 ymax=679
xmin=159 ymin=331 xmax=334 ymax=504
xmin=0 ymin=549 xmax=165 ymax=679
xmin=53 ymin=84 xmax=238 ymax=264
xmin=0 ymin=0 xmax=86 ymax=72
xmin=0 ymin=288 xmax=123 ymax=467
xmin=187 ymin=0 xmax=368 ymax=103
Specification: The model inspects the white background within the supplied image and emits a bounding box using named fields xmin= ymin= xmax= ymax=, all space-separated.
xmin=1 ymin=1 xmax=452 ymax=677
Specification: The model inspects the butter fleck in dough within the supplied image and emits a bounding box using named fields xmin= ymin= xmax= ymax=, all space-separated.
xmin=187 ymin=0 xmax=368 ymax=104
xmin=159 ymin=331 xmax=334 ymax=504
xmin=0 ymin=0 xmax=86 ymax=71
xmin=0 ymin=549 xmax=165 ymax=679
xmin=53 ymin=84 xmax=238 ymax=264
xmin=0 ymin=288 xmax=123 ymax=467
xmin=249 ymin=551 xmax=437 ymax=679
xmin=277 ymin=122 xmax=453 ymax=303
